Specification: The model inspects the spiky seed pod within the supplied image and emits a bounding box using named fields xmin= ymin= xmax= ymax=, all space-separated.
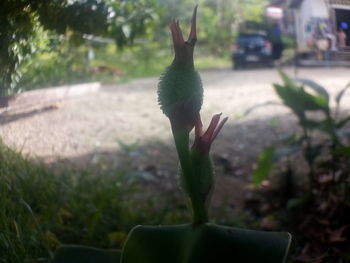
xmin=158 ymin=66 xmax=202 ymax=132
xmin=157 ymin=6 xmax=203 ymax=132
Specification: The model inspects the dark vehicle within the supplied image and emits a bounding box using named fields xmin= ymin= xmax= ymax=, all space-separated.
xmin=231 ymin=33 xmax=273 ymax=69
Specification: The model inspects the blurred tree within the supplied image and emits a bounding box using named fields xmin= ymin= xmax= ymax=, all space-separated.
xmin=197 ymin=0 xmax=268 ymax=55
xmin=0 ymin=0 xmax=268 ymax=95
xmin=0 ymin=0 xmax=157 ymax=95
xmin=0 ymin=0 xmax=104 ymax=95
xmin=142 ymin=0 xmax=268 ymax=56
xmin=107 ymin=0 xmax=158 ymax=48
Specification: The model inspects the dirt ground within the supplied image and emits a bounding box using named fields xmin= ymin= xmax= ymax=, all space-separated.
xmin=1 ymin=67 xmax=349 ymax=210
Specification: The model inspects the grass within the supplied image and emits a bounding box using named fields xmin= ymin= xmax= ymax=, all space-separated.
xmin=0 ymin=140 xmax=192 ymax=262
xmin=91 ymin=44 xmax=230 ymax=82
xmin=17 ymin=43 xmax=231 ymax=92
xmin=0 ymin=137 xmax=248 ymax=262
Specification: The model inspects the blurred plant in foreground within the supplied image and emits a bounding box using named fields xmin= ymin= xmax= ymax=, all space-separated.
xmin=254 ymin=72 xmax=350 ymax=198
xmin=251 ymin=72 xmax=350 ymax=261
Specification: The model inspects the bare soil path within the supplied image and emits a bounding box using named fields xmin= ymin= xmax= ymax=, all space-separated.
xmin=1 ymin=67 xmax=349 ymax=210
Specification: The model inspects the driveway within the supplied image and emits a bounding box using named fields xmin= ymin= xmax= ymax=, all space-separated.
xmin=1 ymin=67 xmax=349 ymax=208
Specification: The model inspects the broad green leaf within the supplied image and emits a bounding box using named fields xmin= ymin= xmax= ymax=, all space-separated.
xmin=274 ymin=84 xmax=328 ymax=114
xmin=51 ymin=245 xmax=121 ymax=263
xmin=121 ymin=223 xmax=291 ymax=263
xmin=274 ymin=72 xmax=329 ymax=117
xmin=252 ymin=147 xmax=275 ymax=186
xmin=278 ymin=70 xmax=297 ymax=89
xmin=294 ymin=78 xmax=329 ymax=102
xmin=274 ymin=84 xmax=302 ymax=117
xmin=312 ymin=94 xmax=328 ymax=110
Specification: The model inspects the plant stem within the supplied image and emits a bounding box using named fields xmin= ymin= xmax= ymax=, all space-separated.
xmin=172 ymin=128 xmax=208 ymax=224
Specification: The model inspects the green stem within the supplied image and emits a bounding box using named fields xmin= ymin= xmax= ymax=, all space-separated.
xmin=302 ymin=127 xmax=315 ymax=194
xmin=172 ymin=128 xmax=208 ymax=224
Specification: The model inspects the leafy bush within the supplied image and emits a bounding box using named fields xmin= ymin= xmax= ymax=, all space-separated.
xmin=0 ymin=140 xmax=191 ymax=262
xmin=251 ymin=72 xmax=350 ymax=261
xmin=254 ymin=72 xmax=350 ymax=191
xmin=16 ymin=38 xmax=230 ymax=92
xmin=1 ymin=0 xmax=158 ymax=93
xmin=18 ymin=48 xmax=88 ymax=91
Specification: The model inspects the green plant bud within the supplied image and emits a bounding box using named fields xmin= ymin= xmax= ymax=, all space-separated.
xmin=158 ymin=66 xmax=203 ymax=131
xmin=157 ymin=6 xmax=203 ymax=132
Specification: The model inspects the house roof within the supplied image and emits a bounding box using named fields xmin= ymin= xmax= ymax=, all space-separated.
xmin=269 ymin=0 xmax=350 ymax=10
xmin=269 ymin=0 xmax=304 ymax=8
xmin=278 ymin=0 xmax=350 ymax=8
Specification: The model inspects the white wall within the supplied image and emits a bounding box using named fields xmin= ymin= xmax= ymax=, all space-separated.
xmin=311 ymin=0 xmax=329 ymax=18
xmin=295 ymin=0 xmax=313 ymax=51
xmin=294 ymin=0 xmax=330 ymax=51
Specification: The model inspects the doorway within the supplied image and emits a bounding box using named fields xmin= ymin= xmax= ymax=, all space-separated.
xmin=335 ymin=8 xmax=350 ymax=46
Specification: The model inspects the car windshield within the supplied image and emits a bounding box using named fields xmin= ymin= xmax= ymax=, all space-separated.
xmin=237 ymin=35 xmax=265 ymax=46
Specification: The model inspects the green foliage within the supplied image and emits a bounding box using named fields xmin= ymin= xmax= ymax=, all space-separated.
xmin=253 ymin=72 xmax=350 ymax=196
xmin=0 ymin=0 xmax=103 ymax=93
xmin=18 ymin=41 xmax=90 ymax=90
xmin=108 ymin=0 xmax=158 ymax=49
xmin=0 ymin=0 xmax=157 ymax=94
xmin=247 ymin=73 xmax=350 ymax=262
xmin=253 ymin=147 xmax=275 ymax=186
xmin=276 ymin=72 xmax=348 ymax=146
xmin=15 ymin=41 xmax=230 ymax=92
xmin=274 ymin=72 xmax=329 ymax=117
xmin=239 ymin=0 xmax=267 ymax=22
xmin=0 ymin=140 xmax=191 ymax=262
xmin=0 ymin=140 xmax=56 ymax=261
xmin=1 ymin=0 xmax=268 ymax=94
xmin=197 ymin=0 xmax=267 ymax=55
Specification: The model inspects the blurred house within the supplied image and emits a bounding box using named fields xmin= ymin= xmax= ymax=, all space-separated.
xmin=270 ymin=0 xmax=350 ymax=65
